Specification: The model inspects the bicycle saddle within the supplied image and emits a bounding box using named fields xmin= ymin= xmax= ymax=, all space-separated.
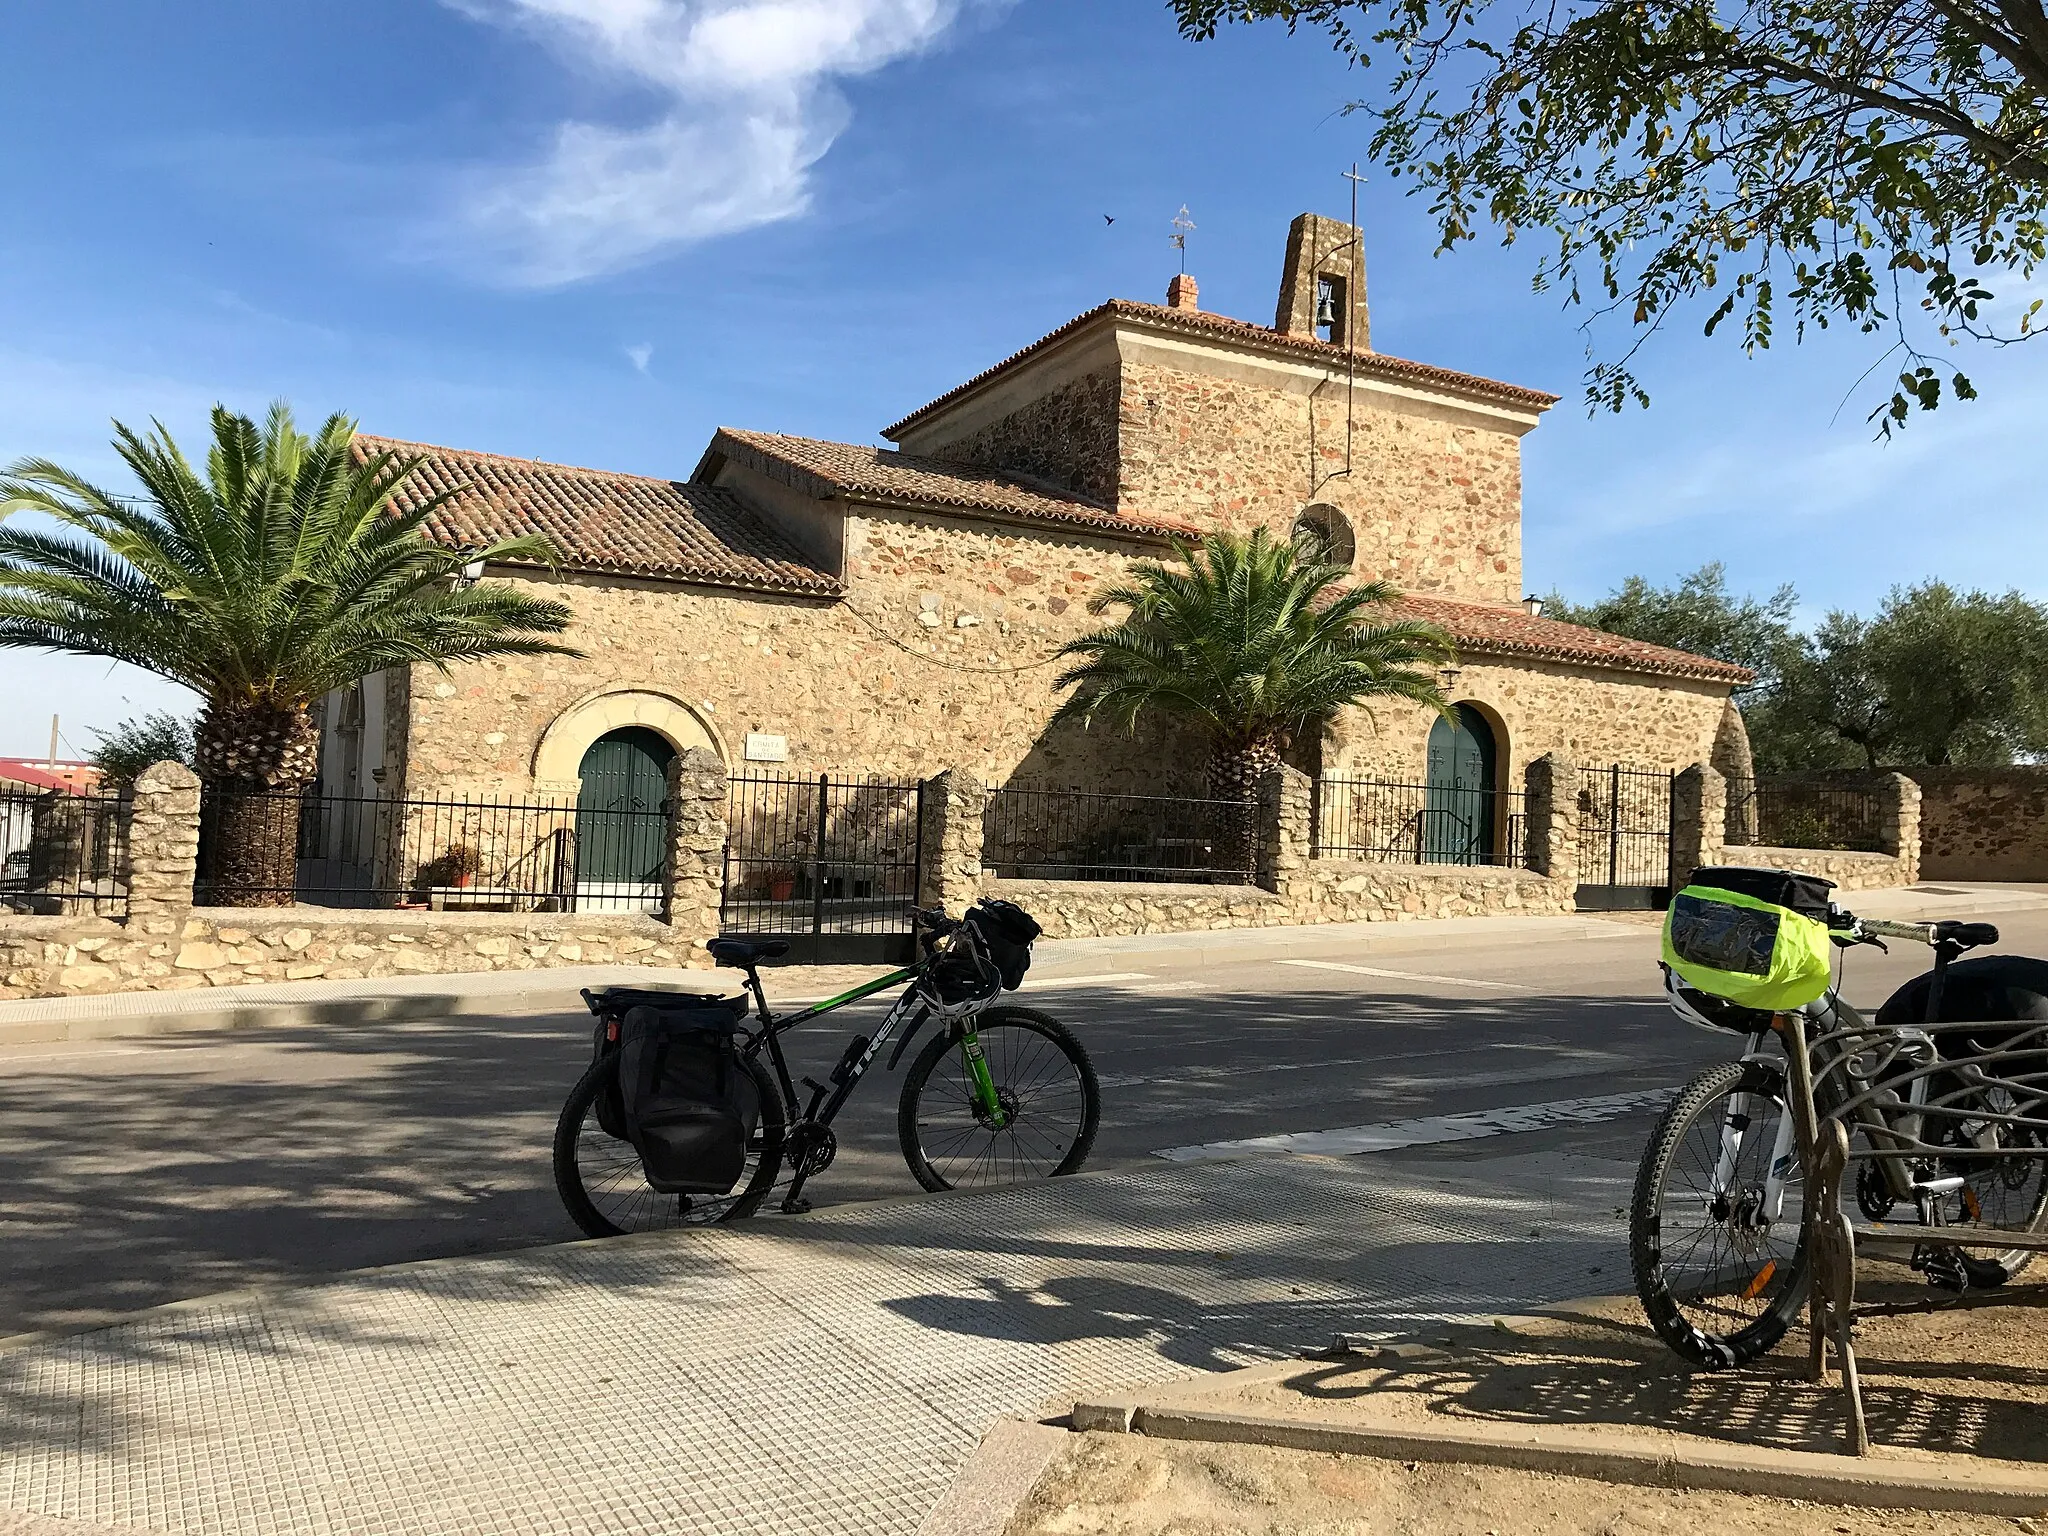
xmin=707 ymin=937 xmax=791 ymax=967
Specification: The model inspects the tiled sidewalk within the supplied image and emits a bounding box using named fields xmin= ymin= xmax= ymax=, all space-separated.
xmin=0 ymin=1153 xmax=1627 ymax=1536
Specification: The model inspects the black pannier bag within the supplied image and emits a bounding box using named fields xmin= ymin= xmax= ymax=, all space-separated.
xmin=586 ymin=987 xmax=728 ymax=1141
xmin=967 ymin=898 xmax=1041 ymax=992
xmin=617 ymin=1001 xmax=758 ymax=1194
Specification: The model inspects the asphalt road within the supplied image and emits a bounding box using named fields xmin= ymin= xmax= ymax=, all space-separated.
xmin=6 ymin=903 xmax=2044 ymax=1339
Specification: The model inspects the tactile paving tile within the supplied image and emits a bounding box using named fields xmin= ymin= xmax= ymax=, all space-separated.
xmin=1 ymin=1153 xmax=1635 ymax=1535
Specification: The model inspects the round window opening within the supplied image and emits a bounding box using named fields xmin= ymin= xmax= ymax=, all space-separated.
xmin=1292 ymin=503 xmax=1356 ymax=569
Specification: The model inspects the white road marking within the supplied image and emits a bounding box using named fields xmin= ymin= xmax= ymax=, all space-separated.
xmin=1277 ymin=958 xmax=1528 ymax=990
xmin=1152 ymin=1087 xmax=1681 ymax=1162
xmin=1022 ymin=972 xmax=1154 ymax=990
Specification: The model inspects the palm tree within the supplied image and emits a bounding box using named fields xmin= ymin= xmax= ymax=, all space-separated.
xmin=0 ymin=403 xmax=578 ymax=906
xmin=1054 ymin=530 xmax=1456 ymax=826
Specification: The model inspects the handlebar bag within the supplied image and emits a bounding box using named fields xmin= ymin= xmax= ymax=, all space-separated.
xmin=618 ymin=1001 xmax=758 ymax=1195
xmin=1662 ymin=866 xmax=1835 ymax=1012
xmin=967 ymin=898 xmax=1042 ymax=992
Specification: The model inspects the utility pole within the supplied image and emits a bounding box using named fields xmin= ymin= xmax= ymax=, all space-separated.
xmin=48 ymin=714 xmax=59 ymax=768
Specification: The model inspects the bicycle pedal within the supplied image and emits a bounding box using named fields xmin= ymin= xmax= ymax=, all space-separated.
xmin=1912 ymin=1242 xmax=1969 ymax=1292
xmin=780 ymin=1194 xmax=813 ymax=1215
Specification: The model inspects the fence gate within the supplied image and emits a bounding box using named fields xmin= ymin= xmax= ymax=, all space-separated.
xmin=1574 ymin=763 xmax=1675 ymax=911
xmin=722 ymin=773 xmax=926 ymax=964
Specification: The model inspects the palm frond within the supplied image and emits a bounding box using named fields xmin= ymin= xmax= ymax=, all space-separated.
xmin=1055 ymin=528 xmax=1454 ymax=755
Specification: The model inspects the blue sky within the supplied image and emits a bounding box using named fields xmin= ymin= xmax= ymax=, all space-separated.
xmin=2 ymin=0 xmax=2042 ymax=759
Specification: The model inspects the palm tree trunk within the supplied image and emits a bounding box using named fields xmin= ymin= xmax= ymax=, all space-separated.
xmin=195 ymin=700 xmax=321 ymax=908
xmin=1207 ymin=735 xmax=1286 ymax=879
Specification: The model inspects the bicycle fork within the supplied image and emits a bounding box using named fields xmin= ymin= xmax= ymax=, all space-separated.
xmin=959 ymin=1028 xmax=1010 ymax=1129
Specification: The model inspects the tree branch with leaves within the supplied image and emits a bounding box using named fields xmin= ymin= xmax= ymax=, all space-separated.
xmin=1173 ymin=0 xmax=2048 ymax=429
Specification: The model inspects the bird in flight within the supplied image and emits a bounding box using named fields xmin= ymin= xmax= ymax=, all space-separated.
xmin=1103 ymin=214 xmax=1115 ymax=225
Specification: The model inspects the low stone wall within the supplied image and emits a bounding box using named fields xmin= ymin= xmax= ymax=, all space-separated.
xmin=984 ymin=859 xmax=1572 ymax=942
xmin=1286 ymin=860 xmax=1575 ymax=922
xmin=0 ymin=908 xmax=707 ymax=1001
xmin=1728 ymin=846 xmax=1911 ymax=892
xmin=981 ymin=877 xmax=1286 ymax=939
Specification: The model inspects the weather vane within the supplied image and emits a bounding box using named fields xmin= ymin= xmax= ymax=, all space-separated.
xmin=1170 ymin=204 xmax=1196 ymax=271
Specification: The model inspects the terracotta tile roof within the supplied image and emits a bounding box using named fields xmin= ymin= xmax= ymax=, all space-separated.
xmin=353 ymin=435 xmax=841 ymax=596
xmin=1397 ymin=593 xmax=1754 ymax=684
xmin=884 ymin=300 xmax=1561 ymax=439
xmin=703 ymin=428 xmax=1197 ymax=540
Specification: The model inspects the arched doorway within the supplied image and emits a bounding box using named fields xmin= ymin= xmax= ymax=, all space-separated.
xmin=574 ymin=727 xmax=675 ymax=912
xmin=1424 ymin=705 xmax=1498 ymax=864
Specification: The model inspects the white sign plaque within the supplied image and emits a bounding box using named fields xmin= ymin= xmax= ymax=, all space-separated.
xmin=744 ymin=732 xmax=789 ymax=763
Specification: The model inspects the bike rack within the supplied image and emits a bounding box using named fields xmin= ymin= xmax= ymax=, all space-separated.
xmin=1782 ymin=1008 xmax=2048 ymax=1454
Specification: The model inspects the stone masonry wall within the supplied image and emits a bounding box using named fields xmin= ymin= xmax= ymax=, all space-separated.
xmin=403 ymin=508 xmax=1216 ymax=799
xmin=1734 ymin=848 xmax=1911 ymax=892
xmin=928 ymin=370 xmax=1123 ymax=505
xmin=1902 ymin=768 xmax=2048 ymax=881
xmin=1115 ymin=361 xmax=1524 ymax=603
xmin=0 ymin=909 xmax=698 ymax=1001
xmin=1322 ymin=657 xmax=1729 ymax=806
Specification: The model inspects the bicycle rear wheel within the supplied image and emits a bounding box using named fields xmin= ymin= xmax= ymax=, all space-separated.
xmin=1631 ymin=1060 xmax=1812 ymax=1368
xmin=1941 ymin=1082 xmax=2048 ymax=1280
xmin=553 ymin=1050 xmax=785 ymax=1238
xmin=897 ymin=1005 xmax=1100 ymax=1193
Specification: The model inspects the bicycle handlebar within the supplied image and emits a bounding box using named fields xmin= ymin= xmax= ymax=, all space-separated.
xmin=1834 ymin=912 xmax=2000 ymax=949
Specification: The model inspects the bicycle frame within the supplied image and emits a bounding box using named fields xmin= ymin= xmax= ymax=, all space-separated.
xmin=1710 ymin=981 xmax=1962 ymax=1223
xmin=727 ymin=957 xmax=1009 ymax=1211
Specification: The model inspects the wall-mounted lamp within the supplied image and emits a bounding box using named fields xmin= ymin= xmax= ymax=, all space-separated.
xmin=1438 ymin=665 xmax=1463 ymax=694
xmin=1522 ymin=595 xmax=1545 ymax=618
xmin=455 ymin=555 xmax=486 ymax=588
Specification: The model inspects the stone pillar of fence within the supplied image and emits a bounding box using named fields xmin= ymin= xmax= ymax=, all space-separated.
xmin=1255 ymin=763 xmax=1313 ymax=895
xmin=1523 ymin=754 xmax=1580 ymax=886
xmin=663 ymin=748 xmax=729 ymax=955
xmin=122 ymin=760 xmax=202 ymax=932
xmin=1670 ymin=763 xmax=1727 ymax=887
xmin=1879 ymin=771 xmax=1923 ymax=884
xmin=917 ymin=768 xmax=988 ymax=912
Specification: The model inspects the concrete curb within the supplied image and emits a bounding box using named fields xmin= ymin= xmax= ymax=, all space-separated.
xmin=1068 ymin=1397 xmax=2048 ymax=1517
xmin=915 ymin=1419 xmax=1070 ymax=1536
xmin=0 ymin=1512 xmax=152 ymax=1536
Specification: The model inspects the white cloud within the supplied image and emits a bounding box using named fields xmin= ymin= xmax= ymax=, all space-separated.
xmin=444 ymin=0 xmax=1003 ymax=286
xmin=625 ymin=341 xmax=654 ymax=372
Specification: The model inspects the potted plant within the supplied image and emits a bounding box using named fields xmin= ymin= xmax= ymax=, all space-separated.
xmin=444 ymin=844 xmax=485 ymax=889
xmin=767 ymin=866 xmax=797 ymax=902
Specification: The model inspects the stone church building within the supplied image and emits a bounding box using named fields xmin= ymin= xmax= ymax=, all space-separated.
xmin=320 ymin=215 xmax=1749 ymax=859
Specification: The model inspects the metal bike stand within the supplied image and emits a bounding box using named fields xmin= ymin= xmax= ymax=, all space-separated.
xmin=1784 ymin=1008 xmax=2048 ymax=1454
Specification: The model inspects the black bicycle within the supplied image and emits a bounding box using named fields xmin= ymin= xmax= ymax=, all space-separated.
xmin=553 ymin=904 xmax=1102 ymax=1237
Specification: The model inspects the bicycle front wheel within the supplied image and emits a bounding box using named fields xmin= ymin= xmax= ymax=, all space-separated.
xmin=553 ymin=1049 xmax=785 ymax=1238
xmin=1631 ymin=1060 xmax=1812 ymax=1368
xmin=897 ymin=1005 xmax=1100 ymax=1192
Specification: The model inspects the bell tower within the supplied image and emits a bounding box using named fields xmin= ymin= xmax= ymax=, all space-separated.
xmin=1274 ymin=213 xmax=1370 ymax=352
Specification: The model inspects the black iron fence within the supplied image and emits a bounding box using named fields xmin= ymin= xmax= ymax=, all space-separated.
xmin=981 ymin=785 xmax=1257 ymax=884
xmin=722 ymin=773 xmax=924 ymax=961
xmin=1725 ymin=778 xmax=1887 ymax=853
xmin=1313 ymin=776 xmax=1528 ymax=867
xmin=0 ymin=787 xmax=130 ymax=916
xmin=196 ymin=788 xmax=671 ymax=913
xmin=1576 ymin=763 xmax=1676 ymax=900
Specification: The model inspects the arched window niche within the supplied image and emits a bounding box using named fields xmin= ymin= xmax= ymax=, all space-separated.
xmin=1291 ymin=503 xmax=1356 ymax=570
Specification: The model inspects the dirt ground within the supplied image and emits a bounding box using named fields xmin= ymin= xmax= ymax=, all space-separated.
xmin=1005 ymin=1433 xmax=2032 ymax=1536
xmin=1009 ymin=1283 xmax=2048 ymax=1534
xmin=1184 ymin=1277 xmax=2048 ymax=1466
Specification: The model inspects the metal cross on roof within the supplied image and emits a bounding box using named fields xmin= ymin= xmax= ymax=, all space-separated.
xmin=1170 ymin=204 xmax=1195 ymax=271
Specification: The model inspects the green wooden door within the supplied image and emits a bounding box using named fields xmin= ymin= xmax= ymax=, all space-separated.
xmin=575 ymin=728 xmax=675 ymax=885
xmin=1423 ymin=706 xmax=1496 ymax=864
